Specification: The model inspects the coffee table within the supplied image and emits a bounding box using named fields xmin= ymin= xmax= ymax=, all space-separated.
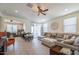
xmin=50 ymin=45 xmax=65 ymax=55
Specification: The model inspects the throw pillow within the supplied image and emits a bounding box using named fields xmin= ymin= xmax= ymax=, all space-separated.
xmin=74 ymin=36 xmax=79 ymax=45
xmin=63 ymin=39 xmax=74 ymax=45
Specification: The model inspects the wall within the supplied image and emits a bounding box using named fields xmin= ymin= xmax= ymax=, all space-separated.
xmin=0 ymin=17 xmax=6 ymax=32
xmin=48 ymin=11 xmax=79 ymax=34
xmin=23 ymin=20 xmax=31 ymax=32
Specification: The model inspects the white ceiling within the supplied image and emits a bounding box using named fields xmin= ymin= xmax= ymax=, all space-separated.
xmin=0 ymin=3 xmax=79 ymax=23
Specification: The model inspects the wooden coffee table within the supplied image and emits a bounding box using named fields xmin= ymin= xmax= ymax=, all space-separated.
xmin=50 ymin=45 xmax=65 ymax=55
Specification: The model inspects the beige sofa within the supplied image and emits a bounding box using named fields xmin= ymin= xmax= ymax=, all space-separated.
xmin=42 ymin=38 xmax=57 ymax=47
xmin=41 ymin=32 xmax=79 ymax=54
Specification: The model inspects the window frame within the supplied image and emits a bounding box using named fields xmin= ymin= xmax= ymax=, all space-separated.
xmin=63 ymin=16 xmax=77 ymax=33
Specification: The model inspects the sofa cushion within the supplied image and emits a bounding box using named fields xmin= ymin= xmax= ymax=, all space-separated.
xmin=74 ymin=37 xmax=79 ymax=46
xmin=42 ymin=38 xmax=57 ymax=47
xmin=57 ymin=34 xmax=64 ymax=38
xmin=43 ymin=38 xmax=57 ymax=43
xmin=63 ymin=35 xmax=70 ymax=39
xmin=63 ymin=39 xmax=74 ymax=45
xmin=60 ymin=48 xmax=72 ymax=55
xmin=63 ymin=36 xmax=75 ymax=45
xmin=56 ymin=41 xmax=79 ymax=51
xmin=46 ymin=34 xmax=52 ymax=38
xmin=71 ymin=36 xmax=76 ymax=39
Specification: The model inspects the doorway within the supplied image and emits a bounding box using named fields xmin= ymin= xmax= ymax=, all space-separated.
xmin=31 ymin=23 xmax=42 ymax=38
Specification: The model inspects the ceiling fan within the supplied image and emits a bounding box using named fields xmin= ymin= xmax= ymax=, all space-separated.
xmin=27 ymin=3 xmax=48 ymax=16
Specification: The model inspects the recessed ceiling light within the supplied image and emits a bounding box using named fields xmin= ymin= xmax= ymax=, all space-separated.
xmin=65 ymin=9 xmax=69 ymax=11
xmin=15 ymin=10 xmax=18 ymax=13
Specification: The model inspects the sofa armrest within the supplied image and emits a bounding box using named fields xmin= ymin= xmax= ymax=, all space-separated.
xmin=55 ymin=42 xmax=79 ymax=51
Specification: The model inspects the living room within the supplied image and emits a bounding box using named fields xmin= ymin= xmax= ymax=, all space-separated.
xmin=0 ymin=3 xmax=79 ymax=55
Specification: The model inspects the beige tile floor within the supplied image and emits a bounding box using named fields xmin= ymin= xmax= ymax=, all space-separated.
xmin=5 ymin=37 xmax=49 ymax=55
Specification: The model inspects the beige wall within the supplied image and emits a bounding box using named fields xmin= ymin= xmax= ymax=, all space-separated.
xmin=48 ymin=11 xmax=79 ymax=34
xmin=0 ymin=17 xmax=6 ymax=32
xmin=0 ymin=16 xmax=31 ymax=32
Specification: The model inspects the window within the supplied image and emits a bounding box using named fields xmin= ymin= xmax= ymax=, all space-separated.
xmin=12 ymin=24 xmax=17 ymax=33
xmin=7 ymin=24 xmax=13 ymax=33
xmin=7 ymin=24 xmax=17 ymax=33
xmin=64 ymin=17 xmax=77 ymax=33
xmin=43 ymin=23 xmax=48 ymax=32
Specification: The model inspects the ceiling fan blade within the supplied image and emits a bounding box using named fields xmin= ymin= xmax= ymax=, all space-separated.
xmin=37 ymin=6 xmax=42 ymax=12
xmin=41 ymin=12 xmax=46 ymax=15
xmin=38 ymin=12 xmax=40 ymax=16
xmin=37 ymin=6 xmax=40 ymax=9
xmin=27 ymin=3 xmax=33 ymax=8
xmin=43 ymin=9 xmax=48 ymax=12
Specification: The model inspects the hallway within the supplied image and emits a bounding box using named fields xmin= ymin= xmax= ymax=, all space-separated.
xmin=5 ymin=37 xmax=49 ymax=55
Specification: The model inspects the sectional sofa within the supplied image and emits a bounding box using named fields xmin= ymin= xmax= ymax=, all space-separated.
xmin=41 ymin=32 xmax=79 ymax=55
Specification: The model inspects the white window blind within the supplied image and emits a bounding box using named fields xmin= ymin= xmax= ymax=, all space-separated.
xmin=64 ymin=17 xmax=77 ymax=33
